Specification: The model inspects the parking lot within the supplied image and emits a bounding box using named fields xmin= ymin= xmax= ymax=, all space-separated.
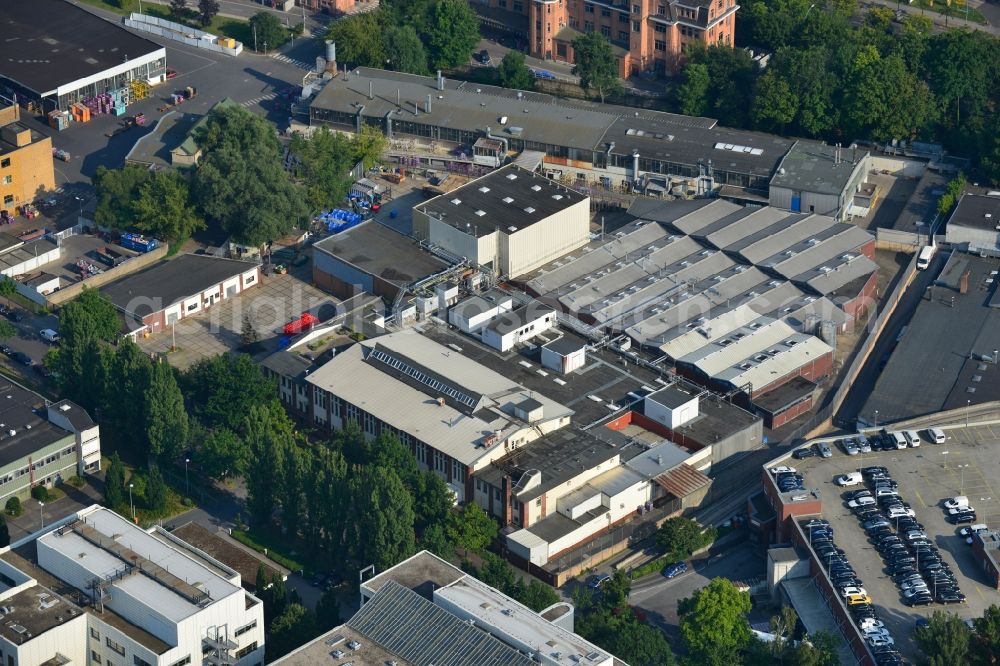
xmin=794 ymin=424 xmax=1000 ymax=660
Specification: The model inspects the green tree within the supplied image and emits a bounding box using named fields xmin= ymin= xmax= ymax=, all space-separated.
xmin=197 ymin=0 xmax=219 ymax=26
xmin=655 ymin=517 xmax=713 ymax=560
xmin=676 ymin=63 xmax=711 ymax=117
xmin=916 ymin=611 xmax=972 ymax=666
xmin=132 ymin=170 xmax=204 ymax=242
xmin=104 ymin=340 xmax=153 ymax=450
xmin=169 ymin=0 xmax=188 ymax=21
xmin=383 ymin=25 xmax=429 ymax=75
xmin=351 ymin=124 xmax=388 ymax=172
xmin=279 ymin=445 xmax=307 ymax=535
xmin=145 ymin=467 xmax=168 ymax=512
xmin=254 ymin=564 xmax=268 ymax=595
xmin=421 ymin=523 xmax=454 ymax=559
xmin=600 ymin=569 xmax=631 ymax=611
xmin=144 ymin=361 xmax=188 ymax=462
xmin=94 ymin=166 xmax=151 ymax=230
xmin=448 ymin=502 xmax=497 ymax=554
xmin=972 ymin=604 xmax=1000 ymax=666
xmin=182 ymin=354 xmax=276 ymax=431
xmin=302 ymin=445 xmax=348 ymax=560
xmin=0 ymin=277 xmax=16 ymax=304
xmin=937 ymin=172 xmax=967 ymax=217
xmin=423 ymin=0 xmax=480 ymax=70
xmin=239 ymin=313 xmax=259 ymax=349
xmin=105 ymin=453 xmax=126 ymax=510
xmin=249 ymin=11 xmax=289 ymax=51
xmin=289 ymin=127 xmax=356 ymax=212
xmin=327 ymin=12 xmax=387 ymax=68
xmin=268 ymin=603 xmax=317 ymax=657
xmin=768 ymin=605 xmax=798 ymax=658
xmin=0 ymin=514 xmax=8 ymax=548
xmin=193 ymin=106 xmax=308 ymax=246
xmin=678 ymin=578 xmax=752 ymax=666
xmin=753 ymin=69 xmax=798 ymax=133
xmin=792 ymin=630 xmax=841 ymax=666
xmin=571 ymin=32 xmax=623 ymax=103
xmin=4 ymin=496 xmax=21 ymax=517
xmin=117 ymin=0 xmax=136 ymax=11
xmin=243 ymin=401 xmax=294 ymax=525
xmin=199 ymin=427 xmax=249 ymax=481
xmin=612 ymin=616 xmax=676 ymax=666
xmin=0 ymin=320 xmax=16 ymax=340
xmin=353 ymin=466 xmax=415 ymax=569
xmin=413 ymin=470 xmax=453 ymax=532
xmin=315 ymin=588 xmax=343 ymax=632
xmin=521 ymin=579 xmax=560 ymax=612
xmin=54 ymin=288 xmax=121 ymax=410
xmin=497 ymin=51 xmax=535 ymax=91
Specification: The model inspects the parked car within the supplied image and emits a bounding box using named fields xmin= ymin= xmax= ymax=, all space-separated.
xmin=662 ymin=562 xmax=688 ymax=579
xmin=793 ymin=446 xmax=817 ymax=459
xmin=861 ymin=466 xmax=889 ymax=477
xmin=840 ymin=438 xmax=860 ymax=455
xmin=944 ymin=496 xmax=970 ymax=510
xmin=836 ymin=472 xmax=864 ymax=487
xmin=848 ymin=497 xmax=876 ymax=509
xmin=904 ymin=430 xmax=922 ymax=447
xmin=39 ymin=328 xmax=59 ymax=343
xmin=925 ymin=427 xmax=947 ymax=444
xmin=817 ymin=442 xmax=833 ymax=458
xmin=770 ymin=466 xmax=796 ymax=475
xmin=588 ymin=574 xmax=611 ymax=589
xmin=947 ymin=511 xmax=977 ymax=524
xmin=4 ymin=308 xmax=24 ymax=322
xmin=11 ymin=351 xmax=31 ymax=366
xmin=476 ymin=49 xmax=491 ymax=65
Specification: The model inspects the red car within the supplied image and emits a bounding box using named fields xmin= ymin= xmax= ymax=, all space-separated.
xmin=166 ymin=69 xmax=178 ymax=79
xmin=283 ymin=312 xmax=319 ymax=336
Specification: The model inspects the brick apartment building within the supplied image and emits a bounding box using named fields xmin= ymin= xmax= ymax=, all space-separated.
xmin=473 ymin=0 xmax=737 ymax=76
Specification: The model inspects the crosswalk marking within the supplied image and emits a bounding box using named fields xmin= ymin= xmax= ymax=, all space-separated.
xmin=271 ymin=53 xmax=312 ymax=70
xmin=241 ymin=93 xmax=277 ymax=108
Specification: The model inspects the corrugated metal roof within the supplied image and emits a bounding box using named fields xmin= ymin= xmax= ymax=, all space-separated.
xmin=655 ymin=463 xmax=711 ymax=498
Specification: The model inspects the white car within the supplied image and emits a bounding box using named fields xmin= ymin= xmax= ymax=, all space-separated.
xmin=835 ymin=472 xmax=863 ymax=487
xmin=39 ymin=328 xmax=59 ymax=343
xmin=948 ymin=505 xmax=975 ymax=516
xmin=770 ymin=466 xmax=797 ymax=475
xmin=859 ymin=618 xmax=886 ymax=631
xmin=840 ymin=585 xmax=868 ymax=597
xmin=904 ymin=530 xmax=928 ymax=541
xmin=848 ymin=497 xmax=876 ymax=508
xmin=868 ymin=635 xmax=895 ymax=648
xmin=945 ymin=496 xmax=969 ymax=510
xmin=888 ymin=507 xmax=916 ymax=518
xmin=863 ymin=628 xmax=892 ymax=640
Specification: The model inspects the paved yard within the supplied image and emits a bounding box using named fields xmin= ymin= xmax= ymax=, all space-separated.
xmin=137 ymin=262 xmax=337 ymax=369
xmin=795 ymin=424 xmax=1000 ymax=660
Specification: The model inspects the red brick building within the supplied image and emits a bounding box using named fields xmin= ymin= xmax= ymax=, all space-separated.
xmin=472 ymin=0 xmax=738 ymax=76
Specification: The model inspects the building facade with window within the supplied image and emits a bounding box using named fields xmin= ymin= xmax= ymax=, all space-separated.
xmin=471 ymin=0 xmax=738 ymax=76
xmin=0 ymin=383 xmax=101 ymax=502
xmin=0 ymin=505 xmax=265 ymax=666
xmin=302 ymin=330 xmax=574 ymax=503
xmin=0 ymin=103 xmax=55 ymax=214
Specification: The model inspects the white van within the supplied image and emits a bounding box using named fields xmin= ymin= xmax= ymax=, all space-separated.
xmin=836 ymin=472 xmax=864 ymax=487
xmin=917 ymin=245 xmax=936 ymax=270
xmin=904 ymin=430 xmax=921 ymax=447
xmin=891 ymin=431 xmax=908 ymax=449
xmin=926 ymin=427 xmax=946 ymax=444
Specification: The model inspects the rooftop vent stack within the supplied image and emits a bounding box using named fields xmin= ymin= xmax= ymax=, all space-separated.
xmin=396 ymin=88 xmax=400 ymax=107
xmin=414 ymin=101 xmax=419 ymax=115
xmin=426 ymin=94 xmax=432 ymax=113
xmin=517 ymin=91 xmax=523 ymax=100
xmin=368 ymin=81 xmax=373 ymax=100
xmin=325 ymin=40 xmax=336 ymax=63
xmin=437 ymin=397 xmax=445 ymax=407
xmin=437 ymin=70 xmax=445 ymax=90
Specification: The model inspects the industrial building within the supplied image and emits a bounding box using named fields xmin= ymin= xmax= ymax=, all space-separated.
xmin=768 ymin=142 xmax=872 ymax=220
xmin=972 ymin=530 xmax=1000 ymax=590
xmin=859 ymin=249 xmax=1000 ymax=427
xmin=310 ymin=67 xmax=799 ymax=199
xmin=944 ymin=193 xmax=1000 ymax=252
xmin=0 ymin=382 xmax=100 ymax=502
xmin=312 ymin=220 xmax=449 ymax=300
xmin=412 ymin=165 xmax=591 ymax=279
xmin=101 ymin=254 xmax=260 ymax=338
xmin=276 ymin=550 xmax=619 ymax=666
xmin=0 ymin=504 xmax=264 ymax=666
xmin=524 ymin=199 xmax=876 ymax=346
xmin=0 ymin=0 xmax=167 ymax=112
xmin=0 ymin=102 xmax=55 ymax=213
xmin=473 ymin=0 xmax=736 ymax=77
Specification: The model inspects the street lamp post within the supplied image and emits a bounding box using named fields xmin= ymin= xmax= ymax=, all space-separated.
xmin=874 ymin=410 xmax=879 ymax=430
xmin=129 ymin=483 xmax=135 ymax=521
xmin=39 ymin=501 xmax=44 ymax=528
xmin=966 ymin=399 xmax=971 ymax=428
xmin=184 ymin=458 xmax=190 ymax=497
xmin=74 ymin=195 xmax=83 ymax=221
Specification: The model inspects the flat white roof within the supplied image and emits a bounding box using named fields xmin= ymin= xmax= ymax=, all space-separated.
xmin=305 ymin=331 xmax=573 ymax=466
xmin=435 ymin=576 xmax=612 ymax=666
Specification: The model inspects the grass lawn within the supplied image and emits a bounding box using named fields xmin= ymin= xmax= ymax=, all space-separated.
xmin=903 ymin=0 xmax=987 ymax=23
xmin=231 ymin=528 xmax=306 ymax=573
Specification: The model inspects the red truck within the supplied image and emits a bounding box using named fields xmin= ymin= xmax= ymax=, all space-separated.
xmin=283 ymin=312 xmax=319 ymax=336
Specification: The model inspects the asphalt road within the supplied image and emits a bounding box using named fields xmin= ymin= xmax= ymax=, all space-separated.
xmin=628 ymin=540 xmax=766 ymax=643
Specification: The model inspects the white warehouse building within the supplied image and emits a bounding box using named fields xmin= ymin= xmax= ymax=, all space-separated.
xmin=0 ymin=505 xmax=265 ymax=666
xmin=412 ymin=165 xmax=591 ymax=279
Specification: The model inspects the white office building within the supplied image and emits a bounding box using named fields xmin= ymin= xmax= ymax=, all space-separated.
xmin=0 ymin=505 xmax=264 ymax=666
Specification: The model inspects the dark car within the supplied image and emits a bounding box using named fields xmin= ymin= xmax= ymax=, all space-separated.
xmin=11 ymin=351 xmax=31 ymax=366
xmin=0 ymin=344 xmax=9 ymax=356
xmin=845 ymin=489 xmax=872 ymax=500
xmin=803 ymin=519 xmax=830 ymax=528
xmin=662 ymin=561 xmax=688 ymax=579
xmin=793 ymin=446 xmax=817 ymax=459
xmin=476 ymin=49 xmax=491 ymax=64
xmin=861 ymin=466 xmax=889 ymax=477
xmin=4 ymin=308 xmax=23 ymax=322
xmin=33 ymin=364 xmax=53 ymax=379
xmin=947 ymin=511 xmax=977 ymax=524
xmin=905 ymin=594 xmax=935 ymax=607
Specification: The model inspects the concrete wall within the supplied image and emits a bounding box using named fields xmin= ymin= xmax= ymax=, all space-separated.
xmin=125 ymin=14 xmax=243 ymax=56
xmin=869 ymin=156 xmax=927 ymax=178
xmin=46 ymin=244 xmax=168 ymax=306
xmin=499 ymin=197 xmax=590 ymax=278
